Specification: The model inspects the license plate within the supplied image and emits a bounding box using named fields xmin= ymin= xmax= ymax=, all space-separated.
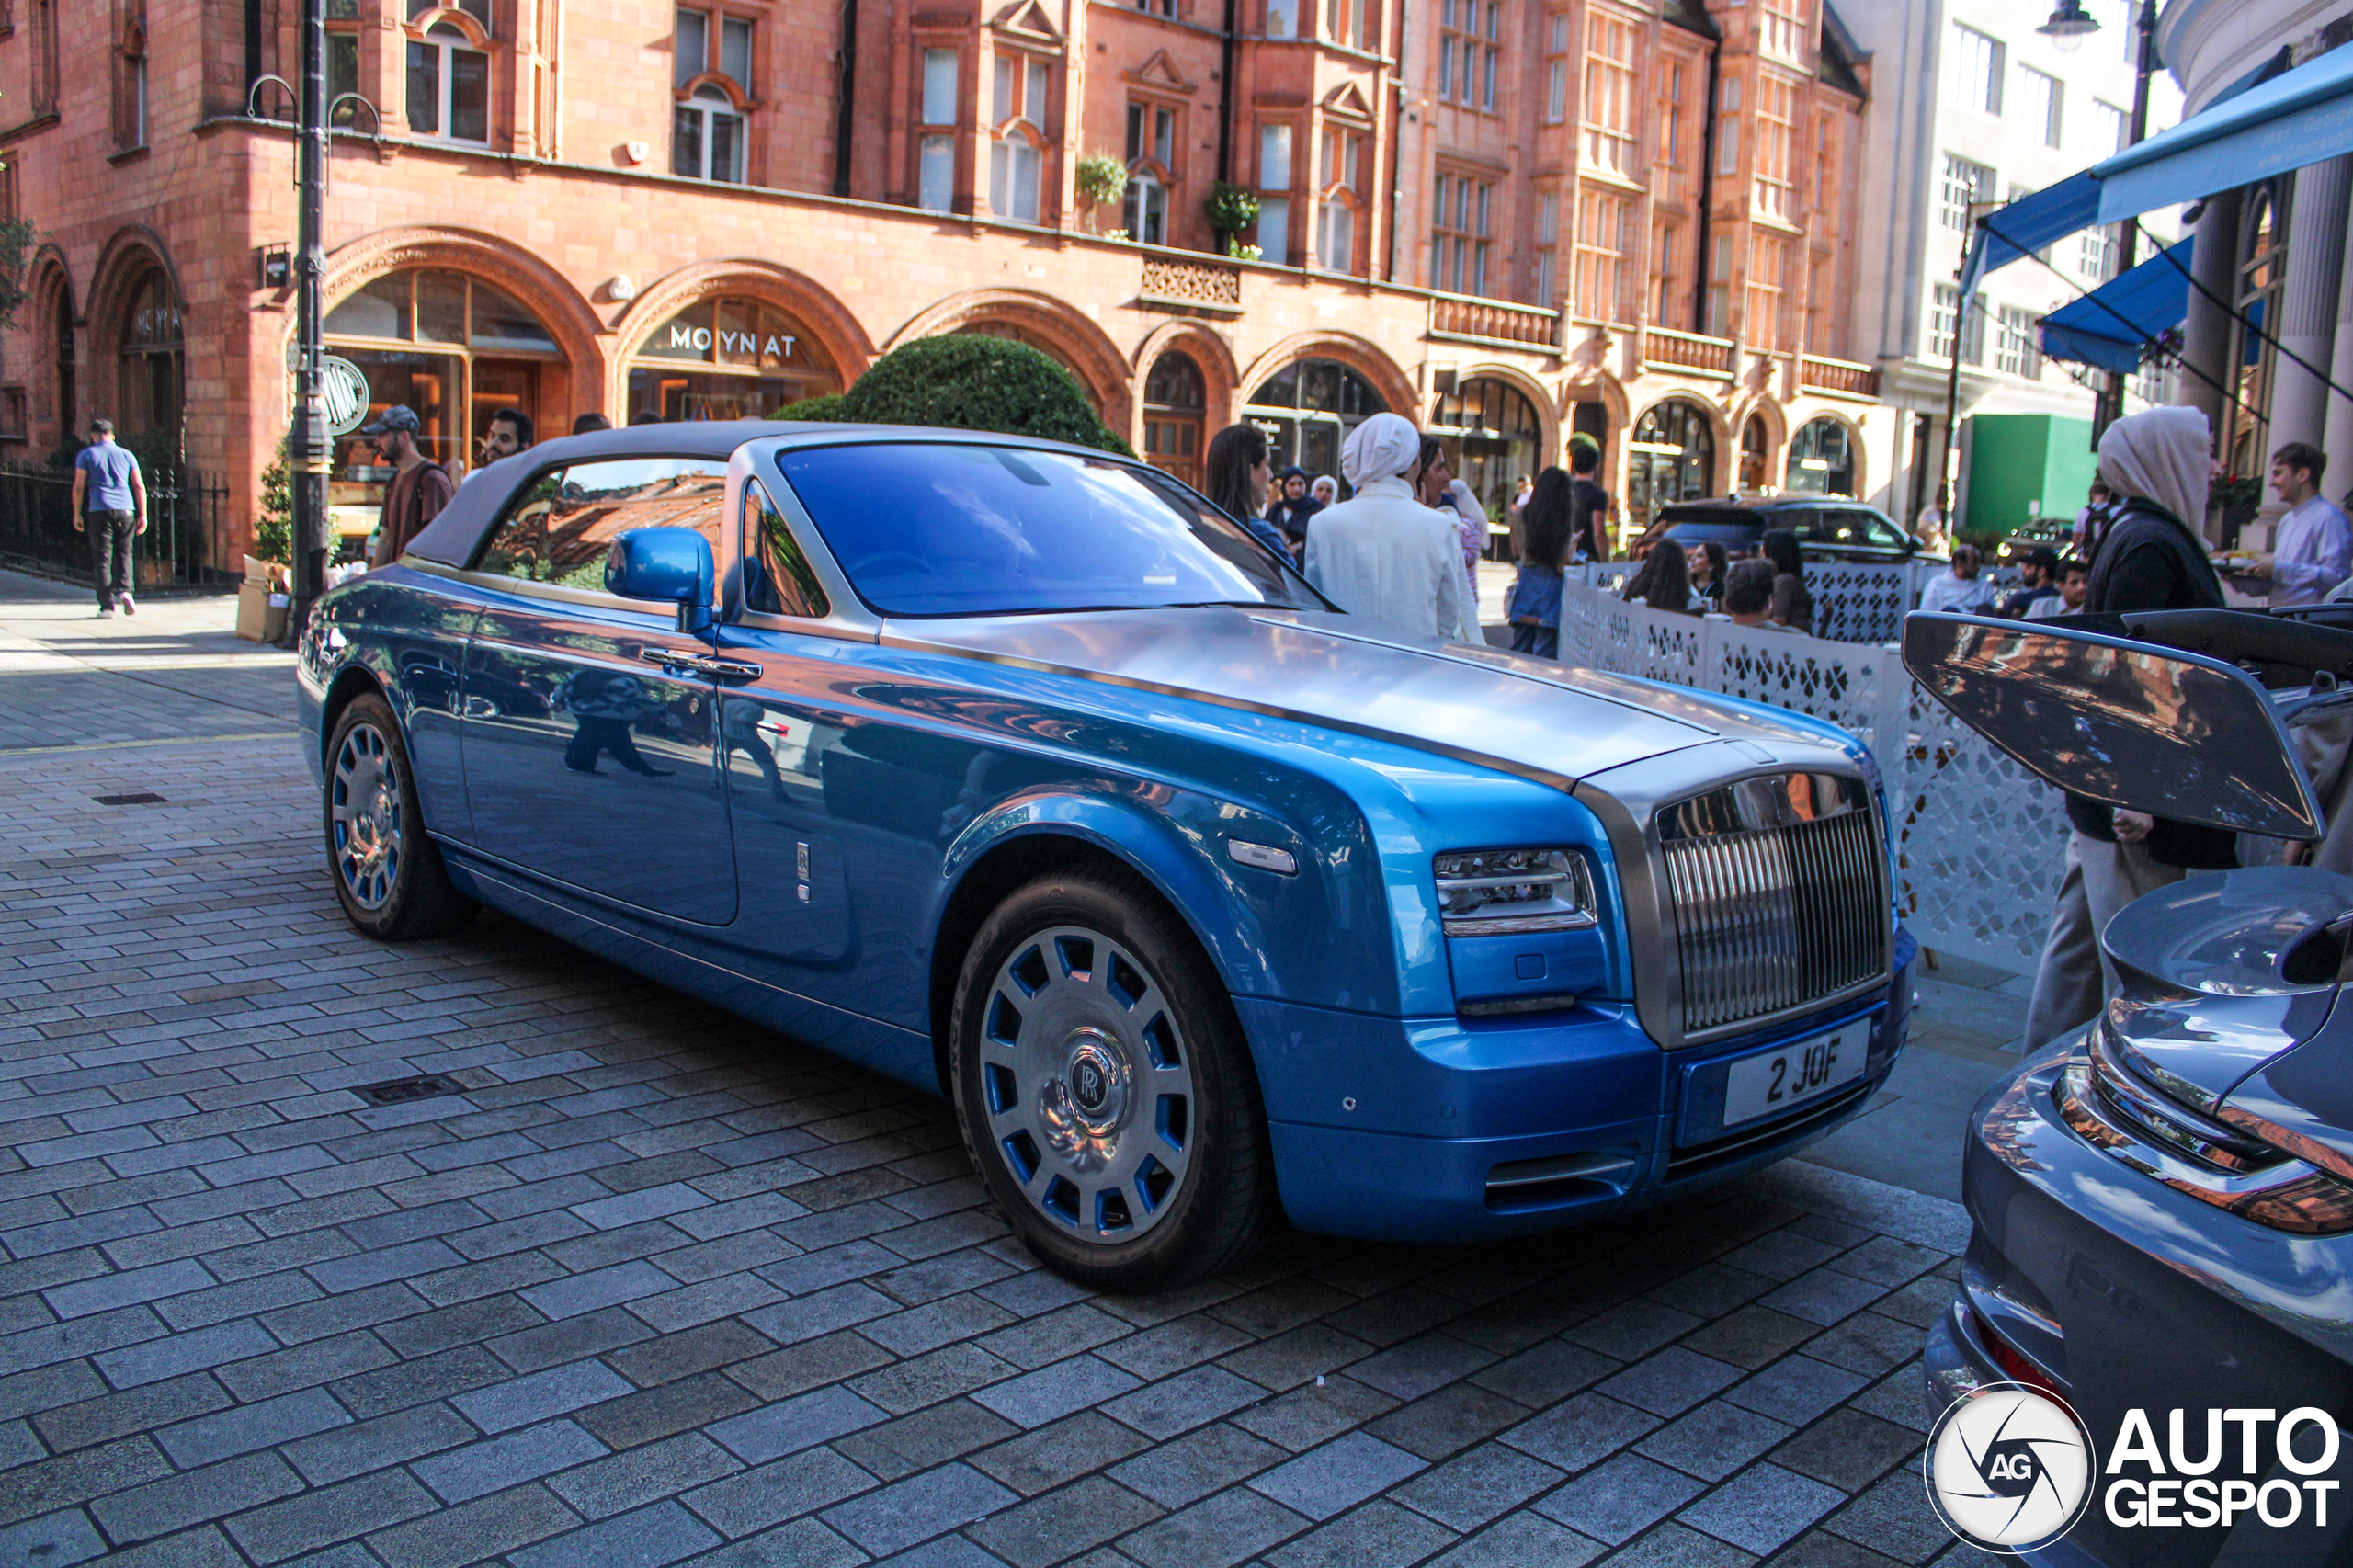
xmin=1722 ymin=1025 xmax=1866 ymax=1129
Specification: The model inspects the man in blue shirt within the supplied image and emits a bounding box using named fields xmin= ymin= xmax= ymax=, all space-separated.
xmin=70 ymin=418 xmax=147 ymax=617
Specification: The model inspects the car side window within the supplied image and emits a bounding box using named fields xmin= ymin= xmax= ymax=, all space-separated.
xmin=742 ymin=478 xmax=831 ymax=619
xmin=1778 ymin=511 xmax=1825 ymax=542
xmin=1850 ymin=510 xmax=1907 ymax=548
xmin=472 ymin=457 xmax=730 ymax=592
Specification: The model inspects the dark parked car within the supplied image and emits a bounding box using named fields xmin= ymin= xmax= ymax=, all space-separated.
xmin=1906 ymin=608 xmax=2353 ymax=1565
xmin=1633 ymin=496 xmax=1926 ymax=566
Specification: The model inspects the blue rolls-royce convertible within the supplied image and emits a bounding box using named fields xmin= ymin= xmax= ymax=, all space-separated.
xmin=296 ymin=421 xmax=1914 ymax=1288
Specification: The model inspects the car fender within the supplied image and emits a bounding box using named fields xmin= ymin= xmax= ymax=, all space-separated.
xmin=938 ymin=786 xmax=1301 ymax=1006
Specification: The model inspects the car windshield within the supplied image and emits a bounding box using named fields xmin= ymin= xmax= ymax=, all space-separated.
xmin=775 ymin=442 xmax=1320 ymax=618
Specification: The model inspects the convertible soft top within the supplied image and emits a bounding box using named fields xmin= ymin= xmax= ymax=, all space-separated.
xmin=403 ymin=420 xmax=798 ymax=569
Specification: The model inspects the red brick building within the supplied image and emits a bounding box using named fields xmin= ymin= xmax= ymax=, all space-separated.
xmin=1 ymin=0 xmax=1888 ymax=562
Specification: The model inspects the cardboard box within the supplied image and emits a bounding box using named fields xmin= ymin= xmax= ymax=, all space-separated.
xmin=242 ymin=554 xmax=289 ymax=589
xmin=235 ymin=580 xmax=290 ymax=642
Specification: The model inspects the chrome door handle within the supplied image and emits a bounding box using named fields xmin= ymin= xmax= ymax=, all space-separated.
xmin=638 ymin=647 xmax=760 ymax=682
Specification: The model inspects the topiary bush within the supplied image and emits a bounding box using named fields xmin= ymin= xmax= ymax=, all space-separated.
xmin=774 ymin=392 xmax=851 ymax=422
xmin=828 ymin=334 xmax=1131 ymax=455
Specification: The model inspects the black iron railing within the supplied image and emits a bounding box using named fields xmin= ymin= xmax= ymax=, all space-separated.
xmin=0 ymin=461 xmax=237 ymax=592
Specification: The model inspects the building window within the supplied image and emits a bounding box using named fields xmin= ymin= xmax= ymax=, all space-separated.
xmin=1995 ymin=305 xmax=2041 ymax=379
xmin=1753 ymin=73 xmax=1795 ymax=220
xmin=1535 ymin=190 xmax=1558 ymax=307
xmin=1787 ymin=416 xmax=1856 ymax=496
xmin=2021 ymin=64 xmax=2062 ymax=147
xmin=118 ymin=268 xmax=181 ymax=440
xmin=1951 ymin=23 xmax=2004 ymax=116
xmin=1544 ymin=14 xmax=1568 ymax=124
xmin=2093 ymin=98 xmax=2128 ymax=155
xmin=408 ymin=23 xmax=489 ymax=143
xmin=111 ymin=0 xmax=147 ymax=152
xmin=1429 ymin=376 xmax=1541 ymax=524
xmin=1575 ymin=189 xmax=1628 ymax=323
xmin=1142 ymin=351 xmax=1206 ymax=487
xmin=327 ymin=6 xmax=361 ymax=127
xmin=676 ymin=7 xmax=751 ymax=91
xmin=675 ymin=87 xmax=745 ymax=182
xmin=1125 ymin=101 xmax=1176 ymax=244
xmin=1940 ymin=154 xmax=1994 ymax=233
xmin=1431 ymin=173 xmax=1492 ymax=296
xmin=991 ymin=52 xmax=1051 ymax=223
xmin=1439 ymin=0 xmax=1499 ymax=111
xmin=1928 ymin=282 xmax=1984 ymax=363
xmin=1267 ymin=0 xmax=1297 ymax=38
xmin=1747 ymin=233 xmax=1787 ymax=352
xmin=1811 ymin=112 xmax=1836 ymax=210
xmin=29 ymin=0 xmax=59 ymax=118
xmin=323 ymin=267 xmax=563 ymax=514
xmin=1715 ymin=75 xmax=1741 ymax=177
xmin=1628 ymin=398 xmax=1715 ymax=534
xmin=1325 ymin=0 xmax=1366 ymax=49
xmin=1244 ymin=358 xmax=1388 ymax=486
xmin=1706 ymin=232 xmax=1732 ymax=335
xmin=1256 ymin=123 xmax=1292 ymax=263
xmin=2079 ymin=222 xmax=2117 ymax=282
xmin=1136 ymin=0 xmax=1175 ymax=13
xmin=1654 ymin=223 xmax=1680 ymax=322
xmin=1761 ymin=0 xmax=1805 ymax=62
xmin=1583 ymin=12 xmax=1637 ymax=178
xmin=917 ymin=48 xmax=958 ymax=212
xmin=1317 ymin=124 xmax=1362 ymax=273
xmin=631 ymin=293 xmax=840 ymax=421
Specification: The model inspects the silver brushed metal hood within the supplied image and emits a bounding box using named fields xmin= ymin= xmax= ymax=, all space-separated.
xmin=879 ymin=606 xmax=1851 ymax=788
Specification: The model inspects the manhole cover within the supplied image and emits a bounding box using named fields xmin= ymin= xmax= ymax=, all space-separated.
xmin=93 ymin=792 xmax=167 ymax=805
xmin=356 ymin=1074 xmax=463 ymax=1106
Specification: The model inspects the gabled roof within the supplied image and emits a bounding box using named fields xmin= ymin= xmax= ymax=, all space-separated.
xmin=1819 ymin=2 xmax=1868 ymax=98
xmin=1662 ymin=0 xmax=1719 ymax=43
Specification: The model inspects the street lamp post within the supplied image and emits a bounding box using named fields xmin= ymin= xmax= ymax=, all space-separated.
xmin=2040 ymin=0 xmax=2159 ymax=440
xmin=281 ymin=0 xmax=330 ymax=649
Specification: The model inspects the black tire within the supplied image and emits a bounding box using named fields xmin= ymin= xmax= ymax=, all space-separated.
xmin=949 ymin=863 xmax=1275 ymax=1291
xmin=324 ymin=692 xmax=478 ymax=941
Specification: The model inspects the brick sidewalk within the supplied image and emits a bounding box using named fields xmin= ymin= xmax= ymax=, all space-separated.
xmin=0 ymin=632 xmax=1994 ymax=1568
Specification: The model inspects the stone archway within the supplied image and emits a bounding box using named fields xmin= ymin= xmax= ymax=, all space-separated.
xmin=891 ymin=289 xmax=1135 ymax=432
xmin=1131 ymin=319 xmax=1240 ymax=446
xmin=85 ymin=227 xmax=188 ymax=451
xmin=27 ymin=244 xmax=75 ymax=452
xmin=1235 ymin=332 xmax=1418 ymax=426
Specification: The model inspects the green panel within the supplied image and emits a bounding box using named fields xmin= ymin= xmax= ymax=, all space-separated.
xmin=1963 ymin=414 xmax=2098 ymax=536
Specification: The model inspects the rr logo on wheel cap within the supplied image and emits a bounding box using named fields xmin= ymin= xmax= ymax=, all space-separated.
xmin=1073 ymin=1059 xmax=1108 ymax=1113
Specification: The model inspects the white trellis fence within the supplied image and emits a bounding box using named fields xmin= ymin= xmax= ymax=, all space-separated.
xmin=1551 ymin=573 xmax=2063 ymax=972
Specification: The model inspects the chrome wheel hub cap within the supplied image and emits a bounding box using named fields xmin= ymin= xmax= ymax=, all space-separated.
xmin=330 ymin=722 xmax=403 ymax=911
xmin=981 ymin=926 xmax=1195 ymax=1241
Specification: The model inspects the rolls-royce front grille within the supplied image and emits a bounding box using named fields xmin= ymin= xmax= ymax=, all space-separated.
xmin=1659 ymin=773 xmax=1889 ymax=1035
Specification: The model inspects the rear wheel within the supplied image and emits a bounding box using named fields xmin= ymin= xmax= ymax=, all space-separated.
xmin=949 ymin=864 xmax=1274 ymax=1290
xmin=325 ymin=693 xmax=477 ymax=941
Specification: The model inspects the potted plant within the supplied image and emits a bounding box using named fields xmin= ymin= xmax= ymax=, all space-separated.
xmin=1074 ymin=153 xmax=1129 ymax=236
xmin=1205 ymin=181 xmax=1259 ymax=255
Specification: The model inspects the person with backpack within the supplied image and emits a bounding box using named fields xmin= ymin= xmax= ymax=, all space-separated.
xmin=363 ymin=405 xmax=455 ymax=569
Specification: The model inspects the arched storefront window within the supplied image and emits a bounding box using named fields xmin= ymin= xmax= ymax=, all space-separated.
xmin=1739 ymin=415 xmax=1769 ymax=493
xmin=324 ymin=267 xmax=563 ymax=515
xmin=1430 ymin=376 xmax=1540 ymax=550
xmin=1243 ymin=358 xmax=1385 ymax=493
xmin=1142 ymin=351 xmax=1205 ymax=487
xmin=629 ymin=295 xmax=839 ymax=421
xmin=119 ymin=269 xmax=183 ymax=441
xmin=1785 ymin=416 xmax=1856 ymax=496
xmin=1628 ymin=398 xmax=1715 ymax=534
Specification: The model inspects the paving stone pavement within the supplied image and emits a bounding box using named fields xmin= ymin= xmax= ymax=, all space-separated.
xmin=0 ymin=592 xmax=2003 ymax=1568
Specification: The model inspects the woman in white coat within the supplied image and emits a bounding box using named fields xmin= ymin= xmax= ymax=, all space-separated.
xmin=1302 ymin=413 xmax=1479 ymax=644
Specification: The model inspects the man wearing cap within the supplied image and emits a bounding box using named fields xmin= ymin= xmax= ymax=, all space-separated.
xmin=70 ymin=417 xmax=146 ymax=617
xmin=363 ymin=405 xmax=454 ymax=569
xmin=1996 ymin=546 xmax=2061 ymax=619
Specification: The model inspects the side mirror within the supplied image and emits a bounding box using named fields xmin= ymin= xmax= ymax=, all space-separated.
xmin=1903 ymin=613 xmax=2325 ymax=839
xmin=605 ymin=528 xmax=715 ymax=633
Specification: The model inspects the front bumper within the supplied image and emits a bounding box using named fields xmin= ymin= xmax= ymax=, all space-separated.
xmin=1246 ymin=949 xmax=1914 ymax=1244
xmin=1933 ymin=1043 xmax=2353 ymax=1567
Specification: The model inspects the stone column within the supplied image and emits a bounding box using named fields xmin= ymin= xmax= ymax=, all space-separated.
xmin=2178 ymin=187 xmax=2242 ymax=453
xmin=2323 ymin=180 xmax=2353 ymax=469
xmin=2270 ymin=157 xmax=2353 ymax=459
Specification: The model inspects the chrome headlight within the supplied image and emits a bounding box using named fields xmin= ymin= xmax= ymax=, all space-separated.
xmin=1433 ymin=847 xmax=1597 ymax=937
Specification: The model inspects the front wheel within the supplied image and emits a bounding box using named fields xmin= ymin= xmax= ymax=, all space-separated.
xmin=324 ymin=693 xmax=477 ymax=941
xmin=949 ymin=865 xmax=1275 ymax=1290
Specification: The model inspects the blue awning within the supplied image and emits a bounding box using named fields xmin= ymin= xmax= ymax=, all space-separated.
xmin=1959 ymin=171 xmax=2103 ymax=299
xmin=2092 ymin=43 xmax=2353 ymax=221
xmin=2038 ymin=238 xmax=2195 ymax=373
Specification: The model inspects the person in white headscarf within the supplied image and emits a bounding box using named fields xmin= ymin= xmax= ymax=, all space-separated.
xmin=2022 ymin=403 xmax=2232 ymax=1052
xmin=1303 ymin=413 xmax=1476 ymax=644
